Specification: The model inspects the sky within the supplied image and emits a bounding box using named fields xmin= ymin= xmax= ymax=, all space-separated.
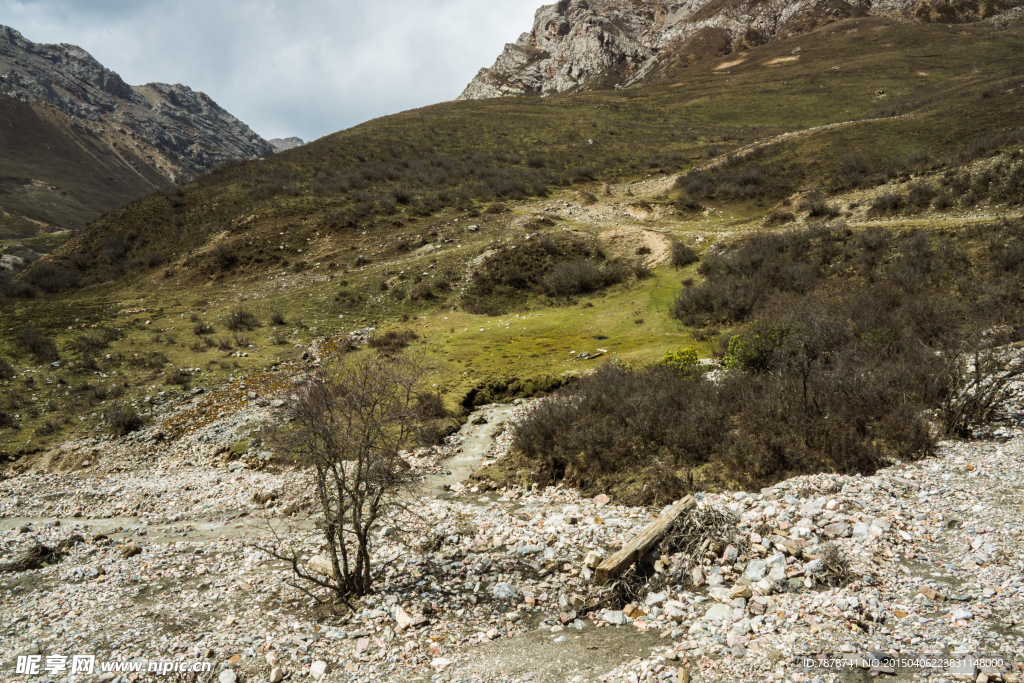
xmin=0 ymin=0 xmax=542 ymax=142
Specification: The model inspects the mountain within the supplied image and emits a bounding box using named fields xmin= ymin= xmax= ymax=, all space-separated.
xmin=459 ymin=0 xmax=1024 ymax=99
xmin=269 ymin=137 xmax=305 ymax=152
xmin=0 ymin=25 xmax=273 ymax=244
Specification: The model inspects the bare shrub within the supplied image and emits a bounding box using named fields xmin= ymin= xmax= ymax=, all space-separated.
xmin=264 ymin=353 xmax=440 ymax=601
xmin=803 ymin=191 xmax=839 ymax=218
xmin=270 ymin=311 xmax=286 ymax=326
xmin=167 ymin=369 xmax=192 ymax=386
xmin=0 ymin=357 xmax=14 ymax=380
xmin=542 ymin=258 xmax=628 ymax=296
xmin=108 ymin=405 xmax=145 ymax=436
xmin=941 ymin=343 xmax=1024 ymax=437
xmin=193 ymin=322 xmax=215 ymax=336
xmin=225 ymin=307 xmax=260 ymax=331
xmin=15 ymin=327 xmax=59 ymax=363
xmin=869 ymin=192 xmax=905 ymax=215
xmin=368 ymin=329 xmax=419 ymax=353
xmin=669 ymin=241 xmax=699 ymax=268
xmin=764 ymin=211 xmax=795 ymax=227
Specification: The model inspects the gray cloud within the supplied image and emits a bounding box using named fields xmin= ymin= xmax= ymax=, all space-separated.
xmin=0 ymin=0 xmax=540 ymax=141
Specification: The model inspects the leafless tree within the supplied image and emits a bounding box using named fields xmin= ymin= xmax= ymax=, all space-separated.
xmin=265 ymin=352 xmax=441 ymax=603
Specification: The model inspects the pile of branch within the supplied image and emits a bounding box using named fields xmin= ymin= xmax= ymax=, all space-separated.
xmin=659 ymin=505 xmax=745 ymax=585
xmin=816 ymin=542 xmax=853 ymax=587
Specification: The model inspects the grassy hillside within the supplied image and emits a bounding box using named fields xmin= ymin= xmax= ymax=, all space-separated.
xmin=0 ymin=15 xmax=1022 ymax=463
xmin=0 ymin=96 xmax=166 ymax=247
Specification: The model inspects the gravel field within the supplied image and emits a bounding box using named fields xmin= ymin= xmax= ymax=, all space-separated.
xmin=2 ymin=376 xmax=1024 ymax=683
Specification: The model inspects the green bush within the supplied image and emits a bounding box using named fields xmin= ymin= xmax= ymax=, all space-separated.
xmin=657 ymin=347 xmax=703 ymax=377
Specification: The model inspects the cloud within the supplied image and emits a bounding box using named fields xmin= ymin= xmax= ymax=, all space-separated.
xmin=0 ymin=0 xmax=541 ymax=141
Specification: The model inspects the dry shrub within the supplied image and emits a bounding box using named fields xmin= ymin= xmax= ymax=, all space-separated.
xmin=15 ymin=327 xmax=59 ymax=363
xmin=660 ymin=506 xmax=745 ymax=585
xmin=816 ymin=542 xmax=853 ymax=587
xmin=368 ymin=329 xmax=419 ymax=353
xmin=225 ymin=307 xmax=260 ymax=331
xmin=512 ymin=364 xmax=734 ymax=504
xmin=167 ymin=369 xmax=192 ymax=386
xmin=542 ymin=259 xmax=628 ymax=296
xmin=669 ymin=241 xmax=699 ymax=268
xmin=108 ymin=404 xmax=145 ymax=436
xmin=0 ymin=357 xmax=14 ymax=380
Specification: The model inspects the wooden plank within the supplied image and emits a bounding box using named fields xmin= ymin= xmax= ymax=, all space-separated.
xmin=594 ymin=495 xmax=695 ymax=585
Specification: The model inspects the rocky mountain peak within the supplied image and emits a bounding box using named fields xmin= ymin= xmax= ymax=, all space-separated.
xmin=0 ymin=24 xmax=273 ymax=182
xmin=458 ymin=0 xmax=1021 ymax=99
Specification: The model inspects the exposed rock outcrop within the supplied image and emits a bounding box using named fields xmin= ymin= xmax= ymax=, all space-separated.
xmin=269 ymin=137 xmax=305 ymax=152
xmin=459 ymin=0 xmax=1022 ymax=99
xmin=0 ymin=25 xmax=273 ymax=183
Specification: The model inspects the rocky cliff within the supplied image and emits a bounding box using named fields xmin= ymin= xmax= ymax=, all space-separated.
xmin=459 ymin=0 xmax=1022 ymax=99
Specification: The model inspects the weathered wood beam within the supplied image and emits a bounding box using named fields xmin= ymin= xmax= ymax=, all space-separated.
xmin=594 ymin=494 xmax=696 ymax=585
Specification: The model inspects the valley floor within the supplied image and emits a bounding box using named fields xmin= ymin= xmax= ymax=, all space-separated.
xmin=2 ymin=370 xmax=1024 ymax=683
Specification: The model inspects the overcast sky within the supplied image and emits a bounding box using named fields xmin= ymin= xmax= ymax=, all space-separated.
xmin=0 ymin=0 xmax=541 ymax=142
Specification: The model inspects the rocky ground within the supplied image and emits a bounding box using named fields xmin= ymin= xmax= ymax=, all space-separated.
xmin=2 ymin=370 xmax=1024 ymax=683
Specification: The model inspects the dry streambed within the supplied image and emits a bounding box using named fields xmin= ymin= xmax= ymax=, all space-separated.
xmin=2 ymin=397 xmax=1024 ymax=683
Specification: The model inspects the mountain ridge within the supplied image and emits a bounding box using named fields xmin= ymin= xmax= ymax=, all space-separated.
xmin=459 ymin=0 xmax=1024 ymax=99
xmin=0 ymin=25 xmax=273 ymax=242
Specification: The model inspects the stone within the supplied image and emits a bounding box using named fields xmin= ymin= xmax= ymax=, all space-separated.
xmin=218 ymin=671 xmax=236 ymax=683
xmin=431 ymin=658 xmax=452 ymax=670
xmin=646 ymin=592 xmax=667 ymax=606
xmin=269 ymin=668 xmax=284 ymax=683
xmin=120 ymin=543 xmax=142 ymax=559
xmin=310 ymin=661 xmax=328 ymax=680
xmin=704 ymin=603 xmax=733 ymax=622
xmin=395 ymin=606 xmax=415 ymax=630
xmin=730 ymin=584 xmax=752 ymax=599
xmin=584 ymin=551 xmax=603 ymax=568
xmin=691 ymin=567 xmax=705 ymax=586
xmin=493 ymin=582 xmax=516 ymax=600
xmin=593 ymin=493 xmax=610 ymax=506
xmin=664 ymin=600 xmax=687 ymax=620
xmin=307 ymin=555 xmax=335 ymax=578
xmin=605 ymin=610 xmax=627 ymax=625
xmin=744 ymin=560 xmax=767 ymax=580
xmin=822 ymin=523 xmax=850 ymax=538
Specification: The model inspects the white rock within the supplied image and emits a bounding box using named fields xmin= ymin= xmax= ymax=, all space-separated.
xmin=307 ymin=555 xmax=335 ymax=577
xmin=310 ymin=661 xmax=328 ymax=680
xmin=431 ymin=657 xmax=452 ymax=670
xmin=218 ymin=671 xmax=237 ymax=683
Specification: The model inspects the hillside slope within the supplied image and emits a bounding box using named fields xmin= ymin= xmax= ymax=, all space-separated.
xmin=0 ymin=14 xmax=1021 ymax=459
xmin=0 ymin=25 xmax=273 ymax=241
xmin=459 ymin=0 xmax=1024 ymax=99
